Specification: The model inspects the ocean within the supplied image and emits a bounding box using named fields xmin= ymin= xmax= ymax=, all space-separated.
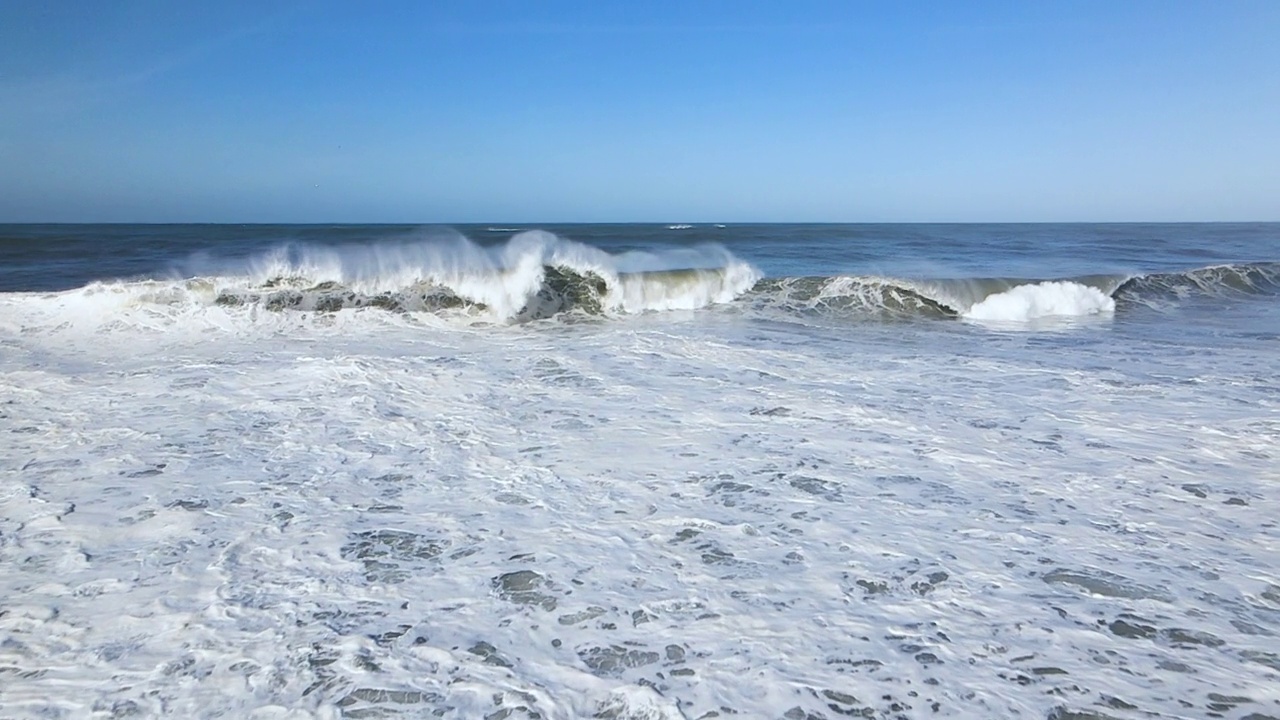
xmin=1 ymin=223 xmax=1278 ymax=719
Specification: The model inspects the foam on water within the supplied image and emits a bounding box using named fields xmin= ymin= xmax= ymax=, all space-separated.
xmin=962 ymin=281 xmax=1117 ymax=322
xmin=4 ymin=291 xmax=1280 ymax=719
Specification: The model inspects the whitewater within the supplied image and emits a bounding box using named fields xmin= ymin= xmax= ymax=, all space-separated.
xmin=1 ymin=223 xmax=1278 ymax=719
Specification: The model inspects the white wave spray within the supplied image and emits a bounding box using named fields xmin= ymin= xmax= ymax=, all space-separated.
xmin=962 ymin=281 xmax=1117 ymax=322
xmin=2 ymin=231 xmax=764 ymax=332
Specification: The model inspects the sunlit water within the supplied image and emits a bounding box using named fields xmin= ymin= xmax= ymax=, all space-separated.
xmin=1 ymin=224 xmax=1278 ymax=719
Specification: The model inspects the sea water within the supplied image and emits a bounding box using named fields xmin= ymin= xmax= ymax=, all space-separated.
xmin=1 ymin=223 xmax=1277 ymax=719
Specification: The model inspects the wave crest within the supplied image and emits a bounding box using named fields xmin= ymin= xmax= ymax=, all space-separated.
xmin=747 ymin=274 xmax=1126 ymax=321
xmin=52 ymin=231 xmax=762 ymax=323
xmin=1117 ymin=262 xmax=1280 ymax=305
xmin=745 ymin=262 xmax=1275 ymax=323
xmin=4 ymin=241 xmax=1274 ymax=333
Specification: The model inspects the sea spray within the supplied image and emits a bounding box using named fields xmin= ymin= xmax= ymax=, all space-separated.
xmin=962 ymin=281 xmax=1116 ymax=322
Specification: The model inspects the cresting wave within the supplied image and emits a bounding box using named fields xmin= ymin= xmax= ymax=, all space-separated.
xmin=209 ymin=231 xmax=762 ymax=321
xmin=0 ymin=232 xmax=762 ymax=327
xmin=1 ymin=227 xmax=1276 ymax=329
xmin=749 ymin=275 xmax=1123 ymax=322
xmin=750 ymin=262 xmax=1280 ymax=323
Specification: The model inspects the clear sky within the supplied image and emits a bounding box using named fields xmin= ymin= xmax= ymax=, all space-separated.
xmin=1 ymin=1 xmax=1277 ymax=222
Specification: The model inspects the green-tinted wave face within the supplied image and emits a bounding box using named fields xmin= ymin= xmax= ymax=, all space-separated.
xmin=745 ymin=276 xmax=958 ymax=319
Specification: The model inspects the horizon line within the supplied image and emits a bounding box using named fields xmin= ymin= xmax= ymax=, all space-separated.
xmin=3 ymin=219 xmax=1278 ymax=226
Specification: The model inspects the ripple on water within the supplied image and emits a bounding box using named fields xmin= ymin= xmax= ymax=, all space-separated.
xmin=1041 ymin=567 xmax=1174 ymax=602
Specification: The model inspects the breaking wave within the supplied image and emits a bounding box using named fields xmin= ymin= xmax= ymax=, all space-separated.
xmin=204 ymin=230 xmax=761 ymax=320
xmin=1 ymin=231 xmax=762 ymax=326
xmin=745 ymin=274 xmax=1124 ymax=322
xmin=211 ymin=264 xmax=756 ymax=321
xmin=1 ymin=225 xmax=1275 ymax=331
xmin=745 ymin=262 xmax=1278 ymax=323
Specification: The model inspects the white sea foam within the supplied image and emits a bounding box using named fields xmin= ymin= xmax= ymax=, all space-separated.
xmin=2 ymin=244 xmax=1279 ymax=718
xmin=962 ymin=280 xmax=1116 ymax=322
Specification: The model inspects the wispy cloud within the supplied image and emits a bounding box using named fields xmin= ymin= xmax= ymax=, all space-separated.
xmin=420 ymin=20 xmax=855 ymax=36
xmin=0 ymin=10 xmax=287 ymax=121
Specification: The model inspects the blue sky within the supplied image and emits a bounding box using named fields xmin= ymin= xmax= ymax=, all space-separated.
xmin=1 ymin=1 xmax=1277 ymax=222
